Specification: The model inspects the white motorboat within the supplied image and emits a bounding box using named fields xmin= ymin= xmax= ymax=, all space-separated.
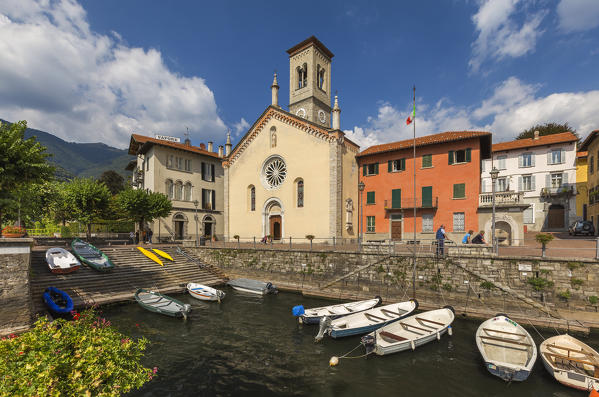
xmin=294 ymin=296 xmax=382 ymax=324
xmin=227 ymin=278 xmax=278 ymax=295
xmin=45 ymin=247 xmax=81 ymax=274
xmin=187 ymin=283 xmax=226 ymax=302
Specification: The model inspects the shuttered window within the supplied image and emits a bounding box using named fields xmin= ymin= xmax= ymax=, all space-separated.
xmin=366 ymin=191 xmax=375 ymax=204
xmin=363 ymin=163 xmax=379 ymax=176
xmin=524 ymin=205 xmax=534 ymax=224
xmin=422 ymin=186 xmax=432 ymax=207
xmin=391 ymin=189 xmax=401 ymax=209
xmin=367 ymin=216 xmax=375 ymax=232
xmin=453 ymin=183 xmax=466 ymax=199
xmin=422 ymin=154 xmax=432 ymax=168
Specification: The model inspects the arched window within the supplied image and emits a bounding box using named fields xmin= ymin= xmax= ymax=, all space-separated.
xmin=248 ymin=185 xmax=256 ymax=211
xmin=317 ymin=65 xmax=325 ymax=90
xmin=175 ymin=181 xmax=183 ymax=200
xmin=297 ymin=179 xmax=304 ymax=208
xmin=184 ymin=182 xmax=192 ymax=201
xmin=297 ymin=63 xmax=307 ymax=89
xmin=166 ymin=179 xmax=174 ymax=199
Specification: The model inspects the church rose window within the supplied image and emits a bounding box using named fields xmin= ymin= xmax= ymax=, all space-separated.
xmin=262 ymin=156 xmax=287 ymax=189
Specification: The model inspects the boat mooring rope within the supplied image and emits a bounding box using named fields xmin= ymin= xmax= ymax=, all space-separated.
xmin=329 ymin=343 xmax=372 ymax=366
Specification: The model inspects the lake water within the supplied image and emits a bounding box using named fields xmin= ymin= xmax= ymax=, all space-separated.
xmin=102 ymin=290 xmax=597 ymax=396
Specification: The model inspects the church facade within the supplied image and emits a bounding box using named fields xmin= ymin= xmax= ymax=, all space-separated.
xmin=224 ymin=37 xmax=359 ymax=242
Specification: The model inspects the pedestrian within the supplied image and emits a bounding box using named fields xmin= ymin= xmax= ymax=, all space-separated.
xmin=472 ymin=231 xmax=486 ymax=244
xmin=141 ymin=230 xmax=147 ymax=244
xmin=129 ymin=231 xmax=135 ymax=245
xmin=148 ymin=229 xmax=153 ymax=244
xmin=462 ymin=230 xmax=474 ymax=244
xmin=260 ymin=235 xmax=268 ymax=244
xmin=135 ymin=231 xmax=139 ymax=244
xmin=436 ymin=224 xmax=446 ymax=257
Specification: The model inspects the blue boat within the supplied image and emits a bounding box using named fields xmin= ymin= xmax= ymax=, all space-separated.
xmin=315 ymin=299 xmax=418 ymax=341
xmin=43 ymin=287 xmax=74 ymax=315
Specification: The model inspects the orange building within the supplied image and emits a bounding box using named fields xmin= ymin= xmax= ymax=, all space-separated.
xmin=356 ymin=131 xmax=492 ymax=243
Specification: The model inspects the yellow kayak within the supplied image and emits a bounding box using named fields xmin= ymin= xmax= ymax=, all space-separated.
xmin=137 ymin=246 xmax=163 ymax=266
xmin=152 ymin=248 xmax=174 ymax=261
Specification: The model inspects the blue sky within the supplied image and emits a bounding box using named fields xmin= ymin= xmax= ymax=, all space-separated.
xmin=1 ymin=0 xmax=598 ymax=149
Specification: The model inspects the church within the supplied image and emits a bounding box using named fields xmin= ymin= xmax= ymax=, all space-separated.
xmin=224 ymin=36 xmax=359 ymax=242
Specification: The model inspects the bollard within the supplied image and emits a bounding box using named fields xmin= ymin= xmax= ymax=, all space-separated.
xmin=596 ymin=237 xmax=599 ymax=260
xmin=254 ymin=237 xmax=256 ymax=250
xmin=289 ymin=236 xmax=292 ymax=249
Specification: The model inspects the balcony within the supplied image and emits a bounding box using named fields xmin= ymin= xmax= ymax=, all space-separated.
xmin=384 ymin=197 xmax=438 ymax=211
xmin=478 ymin=191 xmax=524 ymax=207
xmin=541 ymin=185 xmax=575 ymax=198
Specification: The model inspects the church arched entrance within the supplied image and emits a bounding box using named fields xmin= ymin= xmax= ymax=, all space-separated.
xmin=263 ymin=198 xmax=284 ymax=240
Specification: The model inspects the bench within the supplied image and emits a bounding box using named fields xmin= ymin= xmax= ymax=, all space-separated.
xmin=482 ymin=327 xmax=526 ymax=338
xmin=365 ymin=313 xmax=386 ymax=322
xmin=381 ymin=308 xmax=406 ymax=318
xmin=416 ymin=317 xmax=443 ymax=329
xmin=479 ymin=335 xmax=532 ymax=347
xmin=380 ymin=331 xmax=408 ymax=342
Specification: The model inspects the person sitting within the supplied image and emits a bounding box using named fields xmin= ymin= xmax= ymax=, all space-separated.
xmin=462 ymin=230 xmax=474 ymax=244
xmin=260 ymin=235 xmax=268 ymax=244
xmin=472 ymin=231 xmax=486 ymax=244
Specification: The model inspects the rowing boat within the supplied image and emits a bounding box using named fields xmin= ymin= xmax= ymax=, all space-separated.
xmin=137 ymin=246 xmax=163 ymax=266
xmin=134 ymin=289 xmax=191 ymax=319
xmin=475 ymin=315 xmax=537 ymax=382
xmin=361 ymin=306 xmax=455 ymax=356
xmin=187 ymin=283 xmax=225 ymax=302
xmin=71 ymin=238 xmax=115 ymax=272
xmin=315 ymin=299 xmax=418 ymax=341
xmin=294 ymin=296 xmax=382 ymax=325
xmin=540 ymin=334 xmax=599 ymax=391
xmin=227 ymin=278 xmax=278 ymax=295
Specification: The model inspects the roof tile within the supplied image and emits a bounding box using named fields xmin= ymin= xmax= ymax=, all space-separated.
xmin=492 ymin=132 xmax=577 ymax=152
xmin=129 ymin=134 xmax=221 ymax=158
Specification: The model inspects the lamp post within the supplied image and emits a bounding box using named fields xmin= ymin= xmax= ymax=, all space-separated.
xmin=193 ymin=199 xmax=199 ymax=247
xmin=358 ymin=181 xmax=365 ymax=251
xmin=490 ymin=167 xmax=499 ymax=254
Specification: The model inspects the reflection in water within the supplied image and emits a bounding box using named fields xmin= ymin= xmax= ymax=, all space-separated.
xmin=101 ymin=291 xmax=594 ymax=397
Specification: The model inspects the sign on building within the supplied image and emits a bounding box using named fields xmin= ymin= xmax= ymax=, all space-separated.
xmin=155 ymin=135 xmax=181 ymax=143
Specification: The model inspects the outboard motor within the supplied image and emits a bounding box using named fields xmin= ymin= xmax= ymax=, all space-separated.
xmin=361 ymin=334 xmax=376 ymax=355
xmin=315 ymin=316 xmax=331 ymax=342
xmin=266 ymin=282 xmax=279 ymax=294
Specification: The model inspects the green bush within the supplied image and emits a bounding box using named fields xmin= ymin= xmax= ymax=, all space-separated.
xmin=0 ymin=309 xmax=154 ymax=396
xmin=527 ymin=277 xmax=554 ymax=292
xmin=535 ymin=233 xmax=554 ymax=245
xmin=479 ymin=281 xmax=495 ymax=290
xmin=589 ymin=295 xmax=599 ymax=305
xmin=558 ymin=290 xmax=571 ymax=300
xmin=571 ymin=278 xmax=584 ymax=289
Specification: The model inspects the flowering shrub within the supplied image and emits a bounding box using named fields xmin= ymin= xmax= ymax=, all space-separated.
xmin=1 ymin=225 xmax=26 ymax=235
xmin=0 ymin=309 xmax=154 ymax=396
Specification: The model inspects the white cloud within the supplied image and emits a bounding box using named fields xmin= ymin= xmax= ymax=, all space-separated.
xmin=345 ymin=77 xmax=599 ymax=149
xmin=232 ymin=118 xmax=250 ymax=137
xmin=0 ymin=0 xmax=227 ymax=148
xmin=557 ymin=0 xmax=599 ymax=32
xmin=469 ymin=0 xmax=546 ymax=72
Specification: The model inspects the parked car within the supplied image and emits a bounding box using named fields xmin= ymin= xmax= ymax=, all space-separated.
xmin=568 ymin=221 xmax=595 ymax=236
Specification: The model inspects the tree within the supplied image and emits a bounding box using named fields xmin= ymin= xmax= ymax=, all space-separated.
xmin=0 ymin=120 xmax=54 ymax=232
xmin=516 ymin=122 xmax=578 ymax=141
xmin=65 ymin=178 xmax=112 ymax=239
xmin=99 ymin=170 xmax=126 ymax=195
xmin=117 ymin=188 xmax=172 ymax=233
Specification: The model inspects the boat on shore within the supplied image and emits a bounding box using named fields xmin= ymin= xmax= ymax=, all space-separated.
xmin=134 ymin=289 xmax=191 ymax=319
xmin=227 ymin=278 xmax=278 ymax=295
xmin=45 ymin=248 xmax=80 ymax=274
xmin=137 ymin=246 xmax=163 ymax=266
xmin=361 ymin=306 xmax=455 ymax=356
xmin=294 ymin=296 xmax=382 ymax=325
xmin=475 ymin=315 xmax=537 ymax=382
xmin=315 ymin=299 xmax=418 ymax=341
xmin=43 ymin=286 xmax=74 ymax=315
xmin=540 ymin=334 xmax=599 ymax=391
xmin=187 ymin=283 xmax=226 ymax=302
xmin=71 ymin=238 xmax=115 ymax=272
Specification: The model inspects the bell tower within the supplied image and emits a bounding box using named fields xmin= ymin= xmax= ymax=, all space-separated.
xmin=286 ymin=36 xmax=333 ymax=127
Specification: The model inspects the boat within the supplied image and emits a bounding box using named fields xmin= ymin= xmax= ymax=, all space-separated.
xmin=227 ymin=278 xmax=278 ymax=295
xmin=134 ymin=289 xmax=192 ymax=319
xmin=42 ymin=286 xmax=74 ymax=315
xmin=315 ymin=299 xmax=418 ymax=341
xmin=293 ymin=296 xmax=382 ymax=325
xmin=71 ymin=238 xmax=115 ymax=272
xmin=137 ymin=246 xmax=163 ymax=266
xmin=187 ymin=283 xmax=226 ymax=302
xmin=475 ymin=314 xmax=537 ymax=382
xmin=45 ymin=248 xmax=80 ymax=274
xmin=540 ymin=334 xmax=599 ymax=391
xmin=361 ymin=306 xmax=455 ymax=356
xmin=152 ymin=248 xmax=174 ymax=261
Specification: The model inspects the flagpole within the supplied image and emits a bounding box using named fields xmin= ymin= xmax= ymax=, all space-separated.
xmin=412 ymin=85 xmax=417 ymax=299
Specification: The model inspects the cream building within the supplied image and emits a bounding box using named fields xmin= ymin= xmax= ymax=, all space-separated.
xmin=127 ymin=134 xmax=226 ymax=242
xmin=224 ymin=36 xmax=359 ymax=242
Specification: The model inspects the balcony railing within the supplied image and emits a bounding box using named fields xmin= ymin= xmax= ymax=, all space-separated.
xmin=541 ymin=185 xmax=575 ymax=198
xmin=384 ymin=197 xmax=438 ymax=210
xmin=478 ymin=191 xmax=524 ymax=207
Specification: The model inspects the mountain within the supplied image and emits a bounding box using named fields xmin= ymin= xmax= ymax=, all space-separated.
xmin=2 ymin=119 xmax=133 ymax=179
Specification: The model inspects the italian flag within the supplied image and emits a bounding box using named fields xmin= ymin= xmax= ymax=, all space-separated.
xmin=406 ymin=104 xmax=415 ymax=125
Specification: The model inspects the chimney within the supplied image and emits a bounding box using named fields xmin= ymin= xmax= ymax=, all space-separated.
xmin=200 ymin=143 xmax=206 ymax=150
xmin=208 ymin=141 xmax=213 ymax=152
xmin=218 ymin=145 xmax=224 ymax=158
xmin=534 ymin=130 xmax=540 ymax=140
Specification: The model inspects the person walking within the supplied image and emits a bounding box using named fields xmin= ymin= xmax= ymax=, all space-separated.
xmin=436 ymin=225 xmax=446 ymax=257
xmin=462 ymin=230 xmax=474 ymax=244
xmin=129 ymin=231 xmax=135 ymax=245
xmin=147 ymin=229 xmax=153 ymax=244
xmin=135 ymin=231 xmax=139 ymax=245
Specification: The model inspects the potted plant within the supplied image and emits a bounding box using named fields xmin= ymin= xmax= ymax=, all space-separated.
xmin=2 ymin=225 xmax=26 ymax=238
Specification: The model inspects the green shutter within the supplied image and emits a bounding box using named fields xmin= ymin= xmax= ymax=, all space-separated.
xmin=401 ymin=158 xmax=406 ymax=170
xmin=391 ymin=189 xmax=401 ymax=209
xmin=453 ymin=183 xmax=465 ymax=198
xmin=422 ymin=154 xmax=432 ymax=168
xmin=448 ymin=151 xmax=454 ymax=165
xmin=422 ymin=186 xmax=432 ymax=207
xmin=465 ymin=148 xmax=471 ymax=162
xmin=363 ymin=164 xmax=367 ymax=176
xmin=374 ymin=163 xmax=379 ymax=175
xmin=366 ymin=191 xmax=375 ymax=204
xmin=388 ymin=160 xmax=392 ymax=172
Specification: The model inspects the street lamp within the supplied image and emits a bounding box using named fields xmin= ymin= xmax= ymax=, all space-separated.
xmin=358 ymin=181 xmax=365 ymax=250
xmin=490 ymin=167 xmax=500 ymax=254
xmin=193 ymin=199 xmax=199 ymax=247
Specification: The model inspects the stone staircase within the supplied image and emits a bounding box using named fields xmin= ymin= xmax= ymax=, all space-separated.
xmin=30 ymin=245 xmax=227 ymax=315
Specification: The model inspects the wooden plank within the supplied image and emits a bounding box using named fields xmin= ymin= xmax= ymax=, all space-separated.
xmin=547 ymin=344 xmax=595 ymax=357
xmin=416 ymin=317 xmax=443 ymax=326
xmin=544 ymin=352 xmax=597 ymax=367
xmin=400 ymin=322 xmax=428 ymax=333
xmin=365 ymin=313 xmax=386 ymax=322
xmin=482 ymin=327 xmax=526 ymax=337
xmin=380 ymin=331 xmax=408 ymax=342
xmin=479 ymin=335 xmax=531 ymax=347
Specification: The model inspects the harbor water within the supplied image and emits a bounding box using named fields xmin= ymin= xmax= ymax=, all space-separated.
xmin=102 ymin=290 xmax=597 ymax=396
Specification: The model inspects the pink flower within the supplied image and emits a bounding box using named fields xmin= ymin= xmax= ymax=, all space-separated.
xmin=152 ymin=367 xmax=158 ymax=374
xmin=135 ymin=323 xmax=140 ymax=327
xmin=18 ymin=351 xmax=23 ymax=355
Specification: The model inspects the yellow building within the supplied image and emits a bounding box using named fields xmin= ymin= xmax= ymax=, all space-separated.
xmin=576 ymin=151 xmax=588 ymax=221
xmin=580 ymin=130 xmax=599 ymax=232
xmin=224 ymin=37 xmax=359 ymax=241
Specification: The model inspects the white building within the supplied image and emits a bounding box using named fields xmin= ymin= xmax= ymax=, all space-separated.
xmin=481 ymin=131 xmax=578 ymax=233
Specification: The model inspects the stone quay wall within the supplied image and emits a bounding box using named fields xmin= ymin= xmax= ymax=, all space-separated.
xmin=191 ymin=246 xmax=599 ymax=331
xmin=0 ymin=238 xmax=34 ymax=335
